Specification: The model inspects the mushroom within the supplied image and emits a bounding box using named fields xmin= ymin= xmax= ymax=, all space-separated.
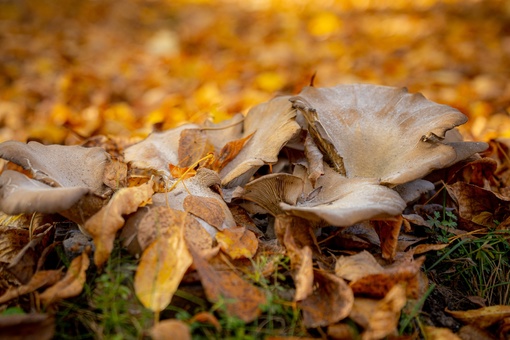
xmin=234 ymin=163 xmax=406 ymax=227
xmin=280 ymin=163 xmax=406 ymax=226
xmin=291 ymin=84 xmax=488 ymax=186
xmin=219 ymin=96 xmax=301 ymax=188
xmin=123 ymin=124 xmax=200 ymax=176
xmin=0 ymin=170 xmax=90 ymax=214
xmin=0 ymin=141 xmax=112 ymax=223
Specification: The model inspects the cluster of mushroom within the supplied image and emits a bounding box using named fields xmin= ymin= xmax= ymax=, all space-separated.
xmin=0 ymin=84 xmax=488 ymax=242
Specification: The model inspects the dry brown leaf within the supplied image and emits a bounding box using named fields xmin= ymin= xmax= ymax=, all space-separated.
xmin=149 ymin=319 xmax=191 ymax=340
xmin=178 ymin=128 xmax=212 ymax=167
xmin=189 ymin=311 xmax=222 ymax=332
xmin=303 ymin=133 xmax=324 ymax=187
xmin=327 ymin=323 xmax=357 ymax=340
xmin=83 ymin=180 xmax=154 ymax=267
xmin=189 ymin=246 xmax=267 ymax=323
xmin=184 ymin=195 xmax=229 ymax=231
xmin=336 ymin=251 xmax=426 ymax=298
xmin=446 ymin=305 xmax=510 ymax=329
xmin=299 ymin=270 xmax=354 ymax=328
xmin=103 ymin=159 xmax=128 ymax=189
xmin=349 ymin=283 xmax=407 ymax=340
xmin=447 ymin=181 xmax=509 ymax=230
xmin=412 ymin=243 xmax=449 ymax=255
xmin=39 ymin=250 xmax=89 ymax=306
xmin=211 ymin=132 xmax=254 ymax=172
xmin=0 ymin=269 xmax=62 ymax=304
xmin=424 ymin=326 xmax=463 ymax=340
xmin=371 ymin=216 xmax=403 ymax=260
xmin=216 ymin=226 xmax=258 ymax=260
xmin=134 ymin=224 xmax=192 ymax=312
xmin=0 ymin=313 xmax=54 ymax=340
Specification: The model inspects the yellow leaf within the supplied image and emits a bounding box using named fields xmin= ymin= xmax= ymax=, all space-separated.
xmin=134 ymin=226 xmax=192 ymax=312
xmin=83 ymin=180 xmax=154 ymax=267
xmin=307 ymin=12 xmax=342 ymax=37
xmin=215 ymin=226 xmax=258 ymax=259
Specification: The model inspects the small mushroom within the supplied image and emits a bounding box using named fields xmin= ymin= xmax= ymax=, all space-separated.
xmin=291 ymin=84 xmax=488 ymax=186
xmin=233 ymin=173 xmax=304 ymax=216
xmin=220 ymin=96 xmax=301 ymax=188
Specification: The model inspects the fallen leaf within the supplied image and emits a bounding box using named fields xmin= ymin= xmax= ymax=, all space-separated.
xmin=446 ymin=305 xmax=510 ymax=329
xmin=424 ymin=326 xmax=462 ymax=340
xmin=39 ymin=250 xmax=89 ymax=306
xmin=336 ymin=251 xmax=426 ymax=298
xmin=83 ymin=180 xmax=154 ymax=267
xmin=178 ymin=128 xmax=212 ymax=167
xmin=299 ymin=270 xmax=354 ymax=328
xmin=371 ymin=216 xmax=403 ymax=260
xmin=216 ymin=226 xmax=258 ymax=260
xmin=349 ymin=283 xmax=407 ymax=340
xmin=184 ymin=195 xmax=230 ymax=231
xmin=149 ymin=319 xmax=191 ymax=340
xmin=189 ymin=311 xmax=222 ymax=331
xmin=134 ymin=224 xmax=192 ymax=312
xmin=287 ymin=242 xmax=313 ymax=302
xmin=0 ymin=269 xmax=62 ymax=304
xmin=189 ymin=246 xmax=267 ymax=323
xmin=211 ymin=132 xmax=254 ymax=172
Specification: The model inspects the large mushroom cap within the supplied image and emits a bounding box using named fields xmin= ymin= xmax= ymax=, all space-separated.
xmin=291 ymin=84 xmax=488 ymax=185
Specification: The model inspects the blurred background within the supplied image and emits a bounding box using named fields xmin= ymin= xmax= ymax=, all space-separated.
xmin=0 ymin=0 xmax=509 ymax=143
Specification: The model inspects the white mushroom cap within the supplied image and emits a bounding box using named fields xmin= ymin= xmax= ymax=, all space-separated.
xmin=291 ymin=84 xmax=488 ymax=185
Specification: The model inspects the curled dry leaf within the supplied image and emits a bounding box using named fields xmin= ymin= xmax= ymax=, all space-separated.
xmin=371 ymin=217 xmax=403 ymax=260
xmin=149 ymin=319 xmax=191 ymax=340
xmin=299 ymin=269 xmax=354 ymax=328
xmin=349 ymin=283 xmax=407 ymax=340
xmin=83 ymin=180 xmax=154 ymax=267
xmin=220 ymin=96 xmax=301 ymax=188
xmin=0 ymin=269 xmax=62 ymax=304
xmin=210 ymin=132 xmax=255 ymax=173
xmin=280 ymin=218 xmax=314 ymax=301
xmin=303 ymin=133 xmax=324 ymax=187
xmin=446 ymin=305 xmax=510 ymax=329
xmin=216 ymin=226 xmax=258 ymax=260
xmin=291 ymin=84 xmax=488 ymax=185
xmin=39 ymin=250 xmax=89 ymax=306
xmin=189 ymin=246 xmax=267 ymax=323
xmin=281 ymin=164 xmax=406 ymax=227
xmin=134 ymin=223 xmax=193 ymax=312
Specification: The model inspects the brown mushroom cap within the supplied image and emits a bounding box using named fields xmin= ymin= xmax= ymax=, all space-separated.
xmin=291 ymin=84 xmax=488 ymax=185
xmin=0 ymin=170 xmax=90 ymax=214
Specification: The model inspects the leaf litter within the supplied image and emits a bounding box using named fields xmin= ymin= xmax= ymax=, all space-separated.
xmin=0 ymin=1 xmax=509 ymax=339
